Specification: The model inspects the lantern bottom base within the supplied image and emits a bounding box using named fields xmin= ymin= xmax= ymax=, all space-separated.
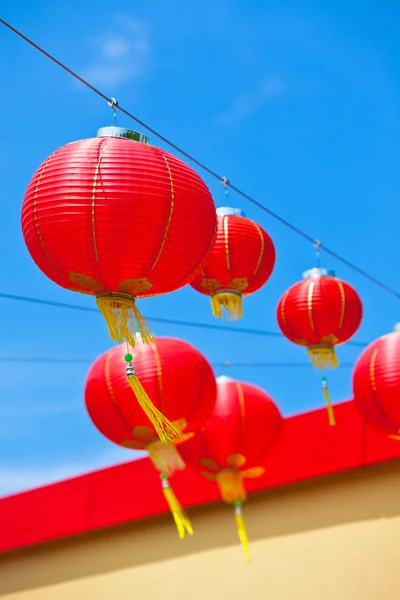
xmin=148 ymin=441 xmax=185 ymax=477
xmin=211 ymin=291 xmax=243 ymax=320
xmin=96 ymin=292 xmax=154 ymax=348
xmin=217 ymin=470 xmax=247 ymax=503
xmin=307 ymin=345 xmax=339 ymax=369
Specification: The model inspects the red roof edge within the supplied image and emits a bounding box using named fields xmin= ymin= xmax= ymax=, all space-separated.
xmin=1 ymin=399 xmax=400 ymax=553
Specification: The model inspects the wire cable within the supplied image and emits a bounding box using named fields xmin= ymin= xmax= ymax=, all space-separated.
xmin=1 ymin=18 xmax=399 ymax=300
xmin=0 ymin=355 xmax=354 ymax=369
xmin=0 ymin=290 xmax=368 ymax=348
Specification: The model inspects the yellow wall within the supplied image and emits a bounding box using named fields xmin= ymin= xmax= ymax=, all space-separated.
xmin=1 ymin=460 xmax=400 ymax=599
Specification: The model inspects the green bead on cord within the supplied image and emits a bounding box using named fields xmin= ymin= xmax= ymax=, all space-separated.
xmin=160 ymin=473 xmax=167 ymax=480
xmin=124 ymin=353 xmax=133 ymax=362
xmin=234 ymin=501 xmax=241 ymax=508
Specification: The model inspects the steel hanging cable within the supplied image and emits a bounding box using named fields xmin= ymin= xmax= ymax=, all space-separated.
xmin=1 ymin=18 xmax=399 ymax=301
xmin=0 ymin=290 xmax=368 ymax=347
xmin=0 ymin=355 xmax=354 ymax=368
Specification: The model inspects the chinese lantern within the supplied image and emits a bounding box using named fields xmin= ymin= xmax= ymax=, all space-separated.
xmin=84 ymin=336 xmax=217 ymax=539
xmin=189 ymin=207 xmax=275 ymax=319
xmin=22 ymin=126 xmax=217 ymax=439
xmin=352 ymin=324 xmax=400 ymax=437
xmin=277 ymin=267 xmax=362 ymax=425
xmin=179 ymin=376 xmax=282 ymax=561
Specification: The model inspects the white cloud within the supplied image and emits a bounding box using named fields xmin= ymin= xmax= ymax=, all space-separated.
xmin=101 ymin=38 xmax=130 ymax=59
xmin=0 ymin=447 xmax=147 ymax=497
xmin=216 ymin=76 xmax=285 ymax=125
xmin=80 ymin=15 xmax=151 ymax=89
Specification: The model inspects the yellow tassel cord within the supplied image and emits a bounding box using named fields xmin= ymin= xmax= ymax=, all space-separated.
xmin=148 ymin=440 xmax=186 ymax=477
xmin=216 ymin=471 xmax=251 ymax=561
xmin=321 ymin=376 xmax=336 ymax=427
xmin=234 ymin=502 xmax=251 ymax=563
xmin=307 ymin=345 xmax=339 ymax=369
xmin=96 ymin=293 xmax=154 ymax=349
xmin=211 ymin=291 xmax=243 ymax=321
xmin=126 ymin=367 xmax=184 ymax=444
xmin=160 ymin=474 xmax=193 ymax=539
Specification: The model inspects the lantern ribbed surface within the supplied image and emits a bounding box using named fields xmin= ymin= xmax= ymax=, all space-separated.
xmin=179 ymin=378 xmax=282 ymax=479
xmin=277 ymin=275 xmax=362 ymax=348
xmin=21 ymin=135 xmax=217 ymax=297
xmin=84 ymin=337 xmax=217 ymax=449
xmin=190 ymin=213 xmax=275 ymax=298
xmin=352 ymin=330 xmax=400 ymax=435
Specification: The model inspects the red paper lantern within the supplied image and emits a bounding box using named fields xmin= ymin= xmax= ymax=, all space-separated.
xmin=179 ymin=375 xmax=282 ymax=561
xmin=352 ymin=324 xmax=400 ymax=437
xmin=277 ymin=267 xmax=363 ymax=425
xmin=190 ymin=207 xmax=275 ymax=319
xmin=22 ymin=126 xmax=216 ymax=441
xmin=21 ymin=126 xmax=216 ymax=348
xmin=85 ymin=336 xmax=217 ymax=538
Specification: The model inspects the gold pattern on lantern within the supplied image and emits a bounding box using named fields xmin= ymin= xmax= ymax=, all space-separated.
xmin=230 ymin=278 xmax=249 ymax=291
xmin=223 ymin=216 xmax=230 ymax=269
xmin=92 ymin=142 xmax=108 ymax=262
xmin=200 ymin=458 xmax=220 ymax=472
xmin=201 ymin=278 xmax=249 ymax=292
xmin=369 ymin=348 xmax=379 ymax=393
xmin=294 ymin=338 xmax=310 ymax=347
xmin=320 ymin=334 xmax=338 ymax=346
xmin=252 ymin=223 xmax=265 ymax=275
xmin=227 ymin=453 xmax=247 ymax=469
xmin=104 ymin=352 xmax=117 ymax=404
xmin=118 ymin=278 xmax=153 ymax=295
xmin=151 ymin=154 xmax=175 ymax=269
xmin=33 ymin=153 xmax=60 ymax=272
xmin=132 ymin=425 xmax=156 ymax=441
xmin=130 ymin=419 xmax=192 ymax=445
xmin=201 ymin=471 xmax=217 ymax=481
xmin=201 ymin=278 xmax=223 ymax=292
xmin=337 ymin=280 xmax=346 ymax=330
xmin=69 ymin=272 xmax=104 ymax=294
xmin=121 ymin=439 xmax=145 ymax=450
xmin=241 ymin=466 xmax=265 ymax=479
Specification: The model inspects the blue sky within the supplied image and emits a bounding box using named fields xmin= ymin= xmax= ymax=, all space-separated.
xmin=0 ymin=0 xmax=399 ymax=496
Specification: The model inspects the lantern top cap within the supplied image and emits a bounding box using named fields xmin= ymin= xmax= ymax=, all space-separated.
xmin=97 ymin=126 xmax=149 ymax=144
xmin=217 ymin=375 xmax=234 ymax=383
xmin=302 ymin=267 xmax=336 ymax=280
xmin=128 ymin=331 xmax=155 ymax=345
xmin=216 ymin=206 xmax=245 ymax=218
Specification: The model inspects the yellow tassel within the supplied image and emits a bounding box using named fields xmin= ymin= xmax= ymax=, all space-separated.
xmin=307 ymin=345 xmax=339 ymax=369
xmin=234 ymin=502 xmax=251 ymax=563
xmin=211 ymin=291 xmax=243 ymax=320
xmin=126 ymin=370 xmax=184 ymax=444
xmin=148 ymin=441 xmax=186 ymax=477
xmin=321 ymin=376 xmax=336 ymax=426
xmin=216 ymin=470 xmax=247 ymax=503
xmin=96 ymin=293 xmax=154 ymax=348
xmin=161 ymin=475 xmax=193 ymax=539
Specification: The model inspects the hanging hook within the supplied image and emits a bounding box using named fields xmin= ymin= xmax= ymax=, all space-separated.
xmin=313 ymin=239 xmax=321 ymax=268
xmin=221 ymin=176 xmax=230 ymax=206
xmin=108 ymin=97 xmax=118 ymax=126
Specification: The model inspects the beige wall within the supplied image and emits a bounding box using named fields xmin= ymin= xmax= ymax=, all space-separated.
xmin=1 ymin=459 xmax=400 ymax=599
